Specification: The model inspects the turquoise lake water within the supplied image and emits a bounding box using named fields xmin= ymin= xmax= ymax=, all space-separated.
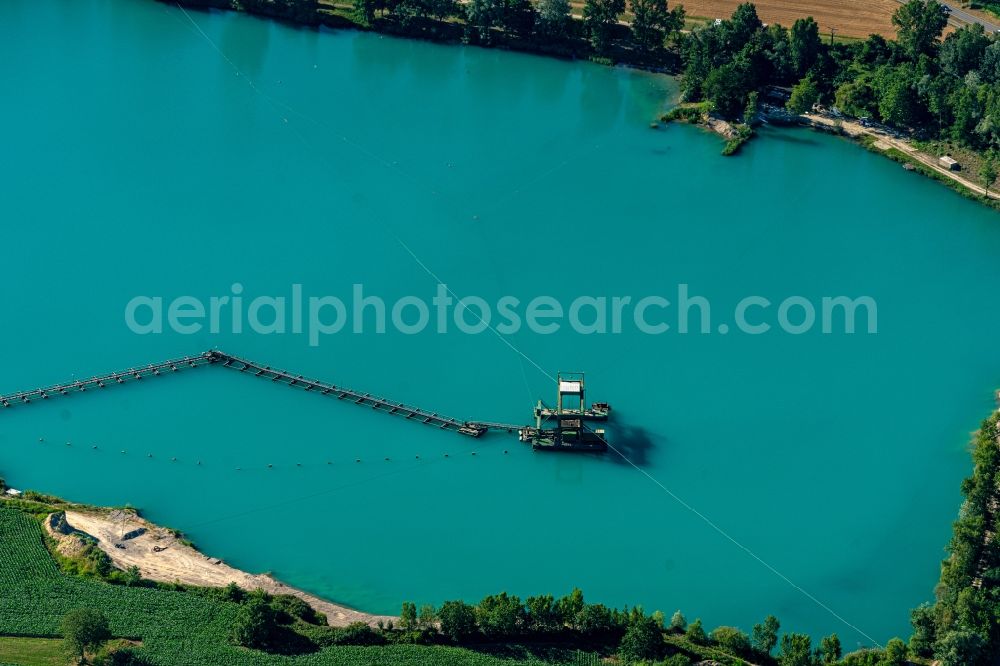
xmin=3 ymin=0 xmax=1000 ymax=648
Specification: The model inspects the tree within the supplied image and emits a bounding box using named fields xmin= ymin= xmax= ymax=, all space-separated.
xmin=883 ymin=637 xmax=908 ymax=666
xmin=710 ymin=626 xmax=751 ymax=656
xmin=892 ymin=0 xmax=948 ymax=60
xmin=979 ymin=41 xmax=1000 ymax=84
xmin=229 ymin=597 xmax=279 ymax=650
xmin=618 ymin=615 xmax=664 ymax=662
xmin=979 ymin=154 xmax=997 ymax=197
xmin=536 ymin=0 xmax=571 ymax=39
xmin=555 ymin=588 xmax=585 ymax=629
xmin=669 ymin=610 xmax=687 ymax=631
xmin=684 ymin=618 xmax=707 ymax=644
xmin=418 ymin=603 xmax=436 ymax=629
xmin=751 ymin=615 xmax=780 ymax=655
xmin=835 ymin=76 xmax=878 ymax=118
xmin=392 ymin=0 xmax=425 ymax=26
xmin=583 ymin=0 xmax=625 ymax=54
xmin=243 ymin=0 xmax=321 ymax=23
xmin=704 ymin=59 xmax=753 ymax=118
xmin=354 ymin=0 xmax=377 ymax=24
xmin=630 ymin=0 xmax=677 ymax=55
xmin=123 ymin=565 xmax=142 ymax=587
xmin=875 ymin=63 xmax=923 ymax=127
xmin=940 ymin=25 xmax=990 ymax=79
xmin=744 ymin=90 xmax=760 ymax=125
xmin=778 ymin=632 xmax=812 ymax=666
xmin=466 ymin=0 xmax=502 ymax=43
xmin=438 ymin=600 xmax=477 ymax=641
xmin=787 ymin=76 xmax=820 ymax=114
xmin=789 ymin=17 xmax=821 ymax=78
xmin=425 ymin=0 xmax=458 ymax=20
xmin=221 ymin=582 xmax=245 ymax=603
xmin=818 ymin=633 xmax=841 ymax=663
xmin=724 ymin=2 xmax=763 ymax=53
xmin=577 ymin=603 xmax=616 ymax=638
xmin=502 ymin=0 xmax=537 ymax=39
xmin=272 ymin=595 xmax=323 ymax=625
xmin=476 ymin=592 xmax=525 ymax=638
xmin=934 ymin=629 xmax=984 ymax=666
xmin=399 ymin=601 xmax=417 ymax=630
xmin=525 ymin=595 xmax=559 ymax=633
xmin=61 ymin=609 xmax=111 ymax=662
xmin=908 ymin=603 xmax=937 ymax=657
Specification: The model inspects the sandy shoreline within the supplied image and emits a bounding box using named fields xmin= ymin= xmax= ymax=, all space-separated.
xmin=45 ymin=509 xmax=396 ymax=628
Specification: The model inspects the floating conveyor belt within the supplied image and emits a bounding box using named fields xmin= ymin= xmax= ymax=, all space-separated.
xmin=0 ymin=350 xmax=524 ymax=439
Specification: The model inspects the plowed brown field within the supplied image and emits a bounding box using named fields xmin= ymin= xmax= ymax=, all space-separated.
xmin=568 ymin=0 xmax=901 ymax=38
xmin=681 ymin=0 xmax=900 ymax=37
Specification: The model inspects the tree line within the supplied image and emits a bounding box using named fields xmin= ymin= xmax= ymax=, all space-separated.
xmin=185 ymin=0 xmax=1000 ymax=166
xmin=680 ymin=0 xmax=1000 ymax=156
xmin=906 ymin=410 xmax=1000 ymax=666
xmin=174 ymin=0 xmax=687 ymax=65
xmin=248 ymin=587 xmax=910 ymax=665
xmin=351 ymin=0 xmax=686 ymax=61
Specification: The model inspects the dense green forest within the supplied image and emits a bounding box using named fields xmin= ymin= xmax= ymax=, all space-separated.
xmin=680 ymin=1 xmax=1000 ymax=151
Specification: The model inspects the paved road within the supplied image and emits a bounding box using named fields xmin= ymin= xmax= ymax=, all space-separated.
xmin=893 ymin=0 xmax=1000 ymax=33
xmin=942 ymin=1 xmax=1000 ymax=32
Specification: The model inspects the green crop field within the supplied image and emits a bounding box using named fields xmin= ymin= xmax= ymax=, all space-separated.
xmin=0 ymin=506 xmax=567 ymax=665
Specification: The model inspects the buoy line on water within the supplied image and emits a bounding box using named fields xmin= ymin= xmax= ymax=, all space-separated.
xmin=24 ymin=439 xmax=510 ymax=531
xmin=31 ymin=434 xmax=511 ymax=474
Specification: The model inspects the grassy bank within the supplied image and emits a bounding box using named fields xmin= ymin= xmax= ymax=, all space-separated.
xmin=0 ymin=637 xmax=65 ymax=666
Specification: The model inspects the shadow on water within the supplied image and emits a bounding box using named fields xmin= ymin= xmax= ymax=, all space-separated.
xmin=757 ymin=127 xmax=823 ymax=147
xmin=352 ymin=31 xmax=407 ymax=78
xmin=222 ymin=11 xmax=272 ymax=80
xmin=578 ymin=66 xmax=623 ymax=133
xmin=601 ymin=418 xmax=657 ymax=468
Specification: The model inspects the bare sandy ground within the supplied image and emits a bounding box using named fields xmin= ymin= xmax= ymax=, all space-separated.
xmin=52 ymin=510 xmax=395 ymax=628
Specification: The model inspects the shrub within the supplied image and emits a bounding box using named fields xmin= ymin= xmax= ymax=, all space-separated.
xmin=438 ymin=600 xmax=478 ymax=641
xmin=710 ymin=625 xmax=750 ymax=656
xmin=618 ymin=615 xmax=664 ymax=661
xmin=328 ymin=622 xmax=386 ymax=646
xmin=229 ymin=597 xmax=279 ymax=649
xmin=271 ymin=595 xmax=324 ymax=625
xmin=684 ymin=618 xmax=706 ymax=644
xmin=476 ymin=592 xmax=525 ymax=638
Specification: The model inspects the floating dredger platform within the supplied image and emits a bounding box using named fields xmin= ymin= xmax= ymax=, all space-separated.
xmin=520 ymin=372 xmax=611 ymax=452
